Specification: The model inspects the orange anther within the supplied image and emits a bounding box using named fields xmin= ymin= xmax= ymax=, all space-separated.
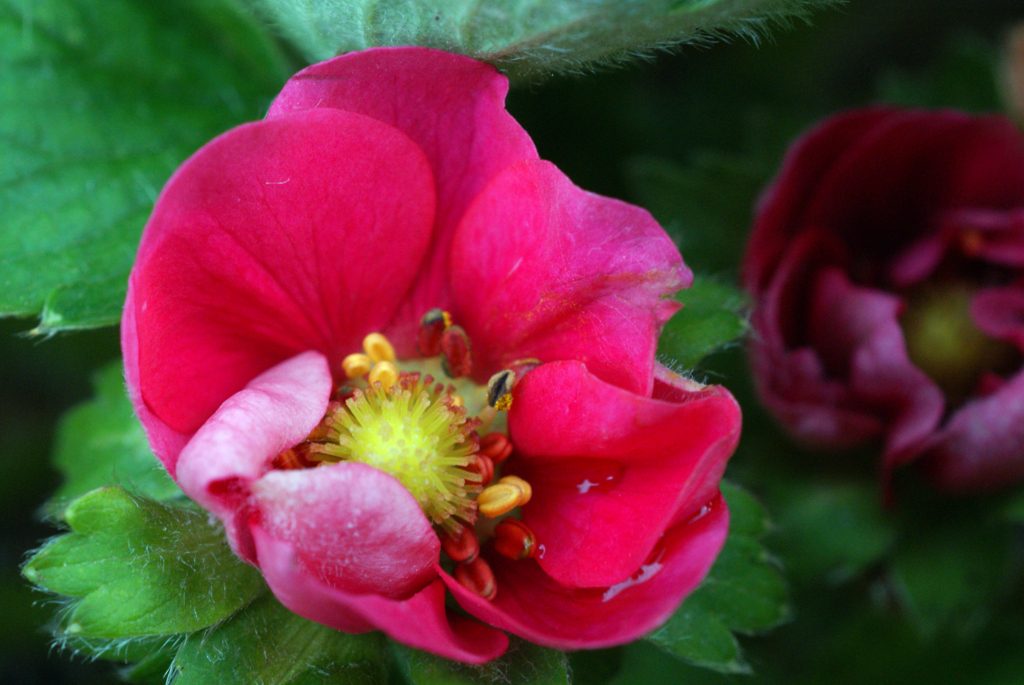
xmin=368 ymin=361 xmax=399 ymax=389
xmin=479 ymin=433 xmax=513 ymax=464
xmin=362 ymin=332 xmax=396 ymax=363
xmin=498 ymin=475 xmax=532 ymax=506
xmin=454 ymin=556 xmax=497 ymax=601
xmin=493 ymin=518 xmax=537 ymax=560
xmin=342 ymin=353 xmax=371 ymax=378
xmin=441 ymin=526 xmax=480 ymax=563
xmin=477 ymin=483 xmax=523 ymax=518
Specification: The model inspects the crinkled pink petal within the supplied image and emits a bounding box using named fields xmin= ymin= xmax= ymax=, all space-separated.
xmin=506 ymin=361 xmax=738 ymax=588
xmin=251 ymin=463 xmax=440 ymax=599
xmin=749 ymin=231 xmax=886 ymax=447
xmin=745 ymin=107 xmax=899 ymax=292
xmin=450 ymin=160 xmax=688 ymax=397
xmin=129 ymin=108 xmax=436 ymax=440
xmin=971 ymin=286 xmax=1024 ymax=350
xmin=441 ymin=495 xmax=728 ymax=650
xmin=175 ymin=352 xmax=332 ymax=562
xmin=920 ymin=371 xmax=1024 ymax=491
xmin=267 ymin=47 xmax=538 ymax=353
xmin=252 ymin=525 xmax=508 ymax=663
xmin=807 ymin=268 xmax=944 ymax=483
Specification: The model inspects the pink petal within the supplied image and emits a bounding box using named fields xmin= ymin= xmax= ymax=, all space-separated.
xmin=506 ymin=361 xmax=739 ymax=588
xmin=971 ymin=286 xmax=1024 ymax=350
xmin=745 ymin=107 xmax=900 ymax=293
xmin=807 ymin=269 xmax=945 ymax=485
xmin=174 ymin=352 xmax=333 ymax=562
xmin=442 ymin=495 xmax=728 ymax=650
xmin=121 ymin=278 xmax=188 ymax=470
xmin=267 ymin=47 xmax=539 ymax=352
xmin=450 ymin=160 xmax=688 ymax=397
xmin=920 ymin=371 xmax=1024 ymax=492
xmin=251 ymin=462 xmax=440 ymax=599
xmin=129 ymin=108 xmax=436 ymax=438
xmin=803 ymin=111 xmax=1024 ymax=278
xmin=252 ymin=525 xmax=508 ymax=664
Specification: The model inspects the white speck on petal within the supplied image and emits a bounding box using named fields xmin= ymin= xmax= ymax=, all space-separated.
xmin=602 ymin=552 xmax=665 ymax=602
xmin=577 ymin=479 xmax=599 ymax=494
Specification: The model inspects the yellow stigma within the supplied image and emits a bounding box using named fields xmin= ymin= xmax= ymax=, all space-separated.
xmin=308 ymin=374 xmax=482 ymax=529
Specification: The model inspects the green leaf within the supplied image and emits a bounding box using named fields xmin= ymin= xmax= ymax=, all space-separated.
xmin=22 ymin=487 xmax=266 ymax=639
xmin=646 ymin=481 xmax=788 ymax=673
xmin=0 ymin=0 xmax=292 ymax=332
xmin=242 ymin=0 xmax=842 ymax=82
xmin=626 ymin=154 xmax=769 ymax=274
xmin=659 ymin=276 xmax=748 ymax=372
xmin=392 ymin=636 xmax=569 ymax=685
xmin=171 ymin=593 xmax=387 ymax=685
xmin=890 ymin=522 xmax=1014 ymax=638
xmin=1004 ymin=488 xmax=1024 ymax=524
xmin=51 ymin=361 xmax=180 ymax=507
xmin=771 ymin=481 xmax=896 ymax=584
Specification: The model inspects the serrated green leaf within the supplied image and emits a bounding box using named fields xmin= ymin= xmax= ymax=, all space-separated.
xmin=242 ymin=0 xmax=841 ymax=82
xmin=51 ymin=361 xmax=180 ymax=507
xmin=392 ymin=637 xmax=569 ymax=685
xmin=171 ymin=593 xmax=387 ymax=685
xmin=23 ymin=487 xmax=265 ymax=638
xmin=0 ymin=0 xmax=292 ymax=332
xmin=645 ymin=481 xmax=788 ymax=673
xmin=659 ymin=277 xmax=748 ymax=371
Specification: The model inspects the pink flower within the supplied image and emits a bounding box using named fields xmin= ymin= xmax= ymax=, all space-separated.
xmin=744 ymin=107 xmax=1024 ymax=495
xmin=122 ymin=47 xmax=741 ymax=663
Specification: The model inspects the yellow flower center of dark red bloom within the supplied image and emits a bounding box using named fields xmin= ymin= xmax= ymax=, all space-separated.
xmin=274 ymin=311 xmax=541 ymax=602
xmin=901 ymin=283 xmax=1019 ymax=406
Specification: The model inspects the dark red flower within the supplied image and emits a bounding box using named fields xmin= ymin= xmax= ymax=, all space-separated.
xmin=122 ymin=47 xmax=741 ymax=662
xmin=744 ymin=107 xmax=1024 ymax=494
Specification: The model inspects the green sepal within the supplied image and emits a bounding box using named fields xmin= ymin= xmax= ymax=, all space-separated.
xmin=240 ymin=0 xmax=843 ymax=82
xmin=391 ymin=636 xmax=569 ymax=685
xmin=50 ymin=361 xmax=181 ymax=510
xmin=170 ymin=593 xmax=388 ymax=685
xmin=22 ymin=487 xmax=266 ymax=640
xmin=0 ymin=0 xmax=292 ymax=332
xmin=645 ymin=481 xmax=788 ymax=673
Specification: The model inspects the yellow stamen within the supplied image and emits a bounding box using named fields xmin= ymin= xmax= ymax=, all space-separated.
xmin=450 ymin=394 xmax=464 ymax=407
xmin=442 ymin=311 xmax=453 ymax=329
xmin=498 ymin=475 xmax=532 ymax=506
xmin=342 ymin=353 xmax=372 ymax=378
xmin=477 ymin=476 xmax=532 ymax=518
xmin=363 ymin=332 xmax=396 ymax=363
xmin=368 ymin=361 xmax=399 ymax=389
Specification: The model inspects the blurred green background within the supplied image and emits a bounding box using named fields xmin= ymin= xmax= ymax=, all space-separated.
xmin=4 ymin=0 xmax=1023 ymax=682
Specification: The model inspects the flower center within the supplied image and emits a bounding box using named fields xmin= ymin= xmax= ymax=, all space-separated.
xmin=274 ymin=310 xmax=542 ymax=602
xmin=900 ymin=283 xmax=1020 ymax=406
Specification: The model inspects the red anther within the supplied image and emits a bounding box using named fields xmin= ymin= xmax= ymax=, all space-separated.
xmin=464 ymin=454 xmax=495 ymax=485
xmin=417 ymin=309 xmax=448 ymax=356
xmin=454 ymin=556 xmax=497 ymax=601
xmin=479 ymin=433 xmax=513 ymax=465
xmin=441 ymin=526 xmax=479 ymax=563
xmin=492 ymin=518 xmax=537 ymax=560
xmin=440 ymin=325 xmax=472 ymax=378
